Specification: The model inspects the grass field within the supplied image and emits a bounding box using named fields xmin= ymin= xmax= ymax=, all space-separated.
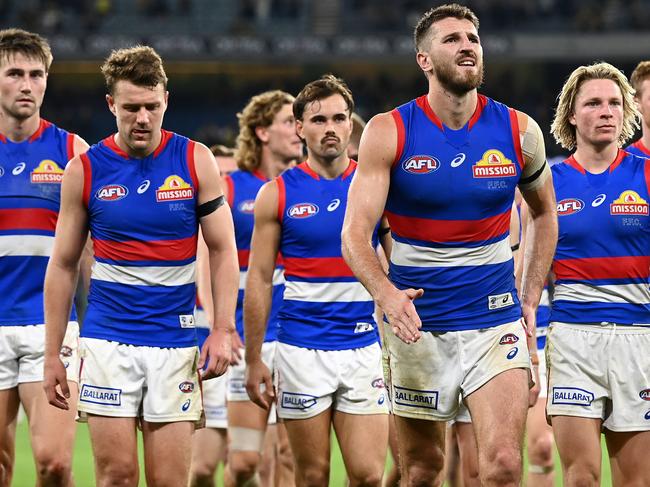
xmin=14 ymin=419 xmax=613 ymax=486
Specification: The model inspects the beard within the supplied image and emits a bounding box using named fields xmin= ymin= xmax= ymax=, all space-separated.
xmin=434 ymin=59 xmax=484 ymax=96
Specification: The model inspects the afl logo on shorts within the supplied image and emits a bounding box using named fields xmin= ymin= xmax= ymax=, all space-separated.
xmin=238 ymin=199 xmax=255 ymax=214
xmin=499 ymin=333 xmax=519 ymax=345
xmin=402 ymin=155 xmax=440 ymax=174
xmin=179 ymin=381 xmax=194 ymax=393
xmin=97 ymin=184 xmax=128 ymax=201
xmin=557 ymin=198 xmax=584 ymax=216
xmin=287 ymin=203 xmax=318 ymax=219
xmin=639 ymin=389 xmax=650 ymax=401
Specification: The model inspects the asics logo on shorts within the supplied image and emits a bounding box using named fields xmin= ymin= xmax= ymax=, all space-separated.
xmin=182 ymin=399 xmax=191 ymax=411
xmin=645 ymin=410 xmax=650 ymax=420
xmin=506 ymin=347 xmax=518 ymax=359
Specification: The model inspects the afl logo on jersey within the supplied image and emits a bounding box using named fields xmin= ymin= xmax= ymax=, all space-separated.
xmin=97 ymin=184 xmax=128 ymax=201
xmin=472 ymin=150 xmax=517 ymax=178
xmin=402 ymin=155 xmax=440 ymax=174
xmin=238 ymin=199 xmax=255 ymax=214
xmin=31 ymin=160 xmax=64 ymax=183
xmin=610 ymin=190 xmax=649 ymax=216
xmin=287 ymin=203 xmax=319 ymax=219
xmin=557 ymin=198 xmax=584 ymax=216
xmin=156 ymin=175 xmax=195 ymax=202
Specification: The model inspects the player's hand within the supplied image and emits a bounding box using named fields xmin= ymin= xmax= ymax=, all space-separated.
xmin=245 ymin=359 xmax=274 ymax=410
xmin=199 ymin=328 xmax=233 ymax=380
xmin=378 ymin=286 xmax=424 ymax=344
xmin=43 ymin=356 xmax=71 ymax=410
xmin=521 ymin=305 xmax=537 ymax=338
xmin=231 ymin=332 xmax=244 ymax=365
xmin=529 ymin=362 xmax=541 ymax=407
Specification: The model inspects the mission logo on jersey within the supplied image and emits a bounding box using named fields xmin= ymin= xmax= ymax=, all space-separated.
xmin=610 ymin=190 xmax=649 ymax=216
xmin=156 ymin=175 xmax=194 ymax=202
xmin=30 ymin=159 xmax=64 ymax=183
xmin=472 ymin=149 xmax=517 ymax=178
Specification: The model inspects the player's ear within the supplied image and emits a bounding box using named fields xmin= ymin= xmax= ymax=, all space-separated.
xmin=255 ymin=126 xmax=269 ymax=143
xmin=295 ymin=119 xmax=304 ymax=139
xmin=106 ymin=94 xmax=116 ymax=116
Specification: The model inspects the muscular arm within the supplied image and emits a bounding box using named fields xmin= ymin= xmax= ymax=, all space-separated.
xmin=342 ymin=113 xmax=423 ymax=344
xmin=43 ymin=156 xmax=89 ymax=408
xmin=244 ymin=181 xmax=281 ymax=361
xmin=194 ymin=143 xmax=239 ymax=378
xmin=516 ymin=112 xmax=557 ymax=350
xmin=71 ymin=136 xmax=95 ymax=294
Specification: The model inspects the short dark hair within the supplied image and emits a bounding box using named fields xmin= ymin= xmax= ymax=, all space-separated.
xmin=414 ymin=3 xmax=479 ymax=52
xmin=293 ymin=74 xmax=354 ymax=121
xmin=101 ymin=45 xmax=168 ymax=95
xmin=0 ymin=28 xmax=53 ymax=71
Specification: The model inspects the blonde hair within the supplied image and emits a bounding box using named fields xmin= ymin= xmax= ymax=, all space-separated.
xmin=551 ymin=62 xmax=639 ymax=150
xmin=0 ymin=29 xmax=53 ymax=71
xmin=101 ymin=45 xmax=168 ymax=95
xmin=631 ymin=60 xmax=650 ymax=96
xmin=235 ymin=90 xmax=294 ymax=172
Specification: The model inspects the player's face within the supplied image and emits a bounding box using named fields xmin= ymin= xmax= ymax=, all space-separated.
xmin=570 ymin=78 xmax=623 ymax=149
xmin=264 ymin=103 xmax=303 ymax=162
xmin=0 ymin=53 xmax=47 ymax=121
xmin=635 ymin=79 xmax=650 ymax=129
xmin=296 ymin=94 xmax=352 ymax=160
xmin=107 ymin=80 xmax=168 ymax=154
xmin=424 ymin=17 xmax=483 ymax=95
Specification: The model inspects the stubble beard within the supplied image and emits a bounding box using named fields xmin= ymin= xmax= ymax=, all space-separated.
xmin=434 ymin=60 xmax=484 ymax=96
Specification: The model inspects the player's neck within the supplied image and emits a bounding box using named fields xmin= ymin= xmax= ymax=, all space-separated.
xmin=573 ymin=142 xmax=620 ymax=174
xmin=0 ymin=112 xmax=41 ymax=142
xmin=305 ymin=153 xmax=349 ymax=179
xmin=258 ymin=152 xmax=291 ymax=179
xmin=114 ymin=130 xmax=162 ymax=159
xmin=641 ymin=127 xmax=650 ymax=152
xmin=427 ymin=82 xmax=477 ymax=130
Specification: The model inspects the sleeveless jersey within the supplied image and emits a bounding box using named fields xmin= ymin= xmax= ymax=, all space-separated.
xmin=81 ymin=130 xmax=200 ymax=347
xmin=387 ymin=95 xmax=523 ymax=331
xmin=276 ymin=161 xmax=379 ymax=350
xmin=626 ymin=139 xmax=650 ymax=159
xmin=551 ymin=151 xmax=650 ymax=325
xmin=224 ymin=170 xmax=284 ymax=342
xmin=0 ymin=119 xmax=77 ymax=325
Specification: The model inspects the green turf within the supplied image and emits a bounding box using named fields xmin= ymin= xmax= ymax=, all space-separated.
xmin=14 ymin=419 xmax=613 ymax=486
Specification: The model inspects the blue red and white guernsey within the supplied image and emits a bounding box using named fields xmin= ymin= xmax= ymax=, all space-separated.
xmin=81 ymin=130 xmax=200 ymax=347
xmin=223 ymin=170 xmax=284 ymax=343
xmin=0 ymin=119 xmax=77 ymax=325
xmin=551 ymin=150 xmax=650 ymax=325
xmin=386 ymin=95 xmax=525 ymax=331
xmin=626 ymin=139 xmax=650 ymax=159
xmin=276 ymin=161 xmax=379 ymax=350
xmin=536 ymin=285 xmax=550 ymax=349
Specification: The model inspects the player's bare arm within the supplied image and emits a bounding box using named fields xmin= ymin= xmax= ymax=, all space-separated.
xmin=43 ymin=156 xmax=89 ymax=410
xmin=194 ymin=142 xmax=239 ymax=380
xmin=342 ymin=112 xmax=423 ymax=344
xmin=243 ymin=180 xmax=281 ymax=409
xmin=516 ymin=112 xmax=558 ymax=364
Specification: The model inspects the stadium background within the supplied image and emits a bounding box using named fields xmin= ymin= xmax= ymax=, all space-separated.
xmin=6 ymin=0 xmax=644 ymax=484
